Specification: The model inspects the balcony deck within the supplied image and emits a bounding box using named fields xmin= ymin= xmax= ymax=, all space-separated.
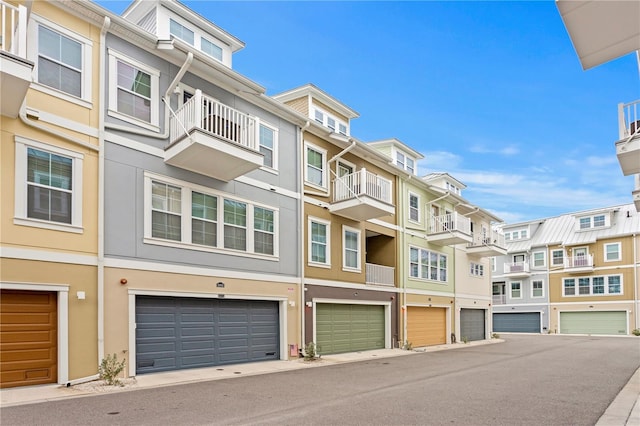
xmin=427 ymin=212 xmax=472 ymax=246
xmin=467 ymin=230 xmax=506 ymax=257
xmin=1 ymin=2 xmax=33 ymax=118
xmin=564 ymin=254 xmax=594 ymax=274
xmin=616 ymin=100 xmax=640 ymax=176
xmin=365 ymin=263 xmax=395 ymax=287
xmin=329 ymin=169 xmax=394 ymax=221
xmin=165 ymin=90 xmax=263 ymax=181
xmin=503 ymin=262 xmax=531 ymax=278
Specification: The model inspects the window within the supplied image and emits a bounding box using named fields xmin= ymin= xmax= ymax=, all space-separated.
xmin=532 ymin=251 xmax=545 ymax=268
xmin=338 ymin=123 xmax=348 ymax=135
xmin=144 ymin=173 xmax=278 ymax=257
xmin=577 ymin=213 xmax=609 ymax=230
xmin=342 ymin=226 xmax=361 ymax=271
xmin=108 ymin=49 xmax=160 ymax=130
xmin=327 ymin=117 xmax=336 ymax=132
xmin=409 ymin=247 xmax=447 ymax=282
xmin=491 ymin=257 xmax=496 ymax=272
xmin=408 ymin=193 xmax=420 ymax=222
xmin=604 ymin=243 xmax=621 ymax=262
xmin=396 ymin=152 xmax=405 ymax=169
xmin=305 ymin=143 xmax=327 ymax=188
xmin=312 ymin=107 xmax=349 ymax=135
xmin=520 ymin=229 xmax=527 ymax=238
xmin=314 ymin=110 xmax=323 ymax=124
xmin=14 ymin=137 xmax=83 ymax=232
xmin=593 ymin=215 xmax=605 ymax=227
xmin=201 ymin=37 xmax=223 ymax=61
xmin=29 ymin=16 xmax=92 ymax=105
xmin=579 ymin=217 xmax=591 ymax=229
xmin=259 ymin=123 xmax=277 ymax=169
xmin=470 ymin=263 xmax=484 ymax=277
xmin=505 ymin=233 xmax=511 ymax=241
xmin=563 ymin=275 xmax=623 ymax=296
xmin=532 ymin=280 xmax=543 ymax=298
xmin=510 ymin=282 xmax=521 ymax=299
xmin=406 ymin=158 xmax=415 ymax=175
xmin=552 ymin=250 xmax=564 ymax=266
xmin=309 ymin=218 xmax=330 ymax=266
xmin=170 ymin=19 xmax=194 ymax=45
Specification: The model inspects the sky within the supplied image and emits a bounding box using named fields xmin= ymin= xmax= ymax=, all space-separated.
xmin=97 ymin=1 xmax=640 ymax=224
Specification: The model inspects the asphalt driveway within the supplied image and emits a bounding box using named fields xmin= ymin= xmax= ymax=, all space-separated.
xmin=1 ymin=334 xmax=638 ymax=425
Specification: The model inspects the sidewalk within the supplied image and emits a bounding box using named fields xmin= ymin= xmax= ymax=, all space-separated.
xmin=1 ymin=338 xmax=638 ymax=426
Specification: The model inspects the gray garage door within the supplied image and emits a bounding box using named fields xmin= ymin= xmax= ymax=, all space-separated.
xmin=460 ymin=308 xmax=485 ymax=341
xmin=493 ymin=312 xmax=541 ymax=333
xmin=136 ymin=296 xmax=279 ymax=374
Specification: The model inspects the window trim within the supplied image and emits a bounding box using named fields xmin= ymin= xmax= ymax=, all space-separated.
xmin=532 ymin=251 xmax=546 ymax=268
xmin=304 ymin=142 xmax=328 ymax=190
xmin=604 ymin=242 xmax=621 ymax=262
xmin=469 ymin=262 xmax=484 ymax=277
xmin=551 ymin=249 xmax=564 ymax=266
xmin=28 ymin=14 xmax=93 ymax=108
xmin=562 ymin=275 xmax=623 ymax=297
xmin=107 ymin=49 xmax=160 ymax=132
xmin=510 ymin=281 xmax=522 ymax=299
xmin=531 ymin=280 xmax=544 ymax=298
xmin=308 ymin=216 xmax=331 ymax=268
xmin=408 ymin=246 xmax=448 ymax=283
xmin=14 ymin=136 xmax=84 ymax=233
xmin=342 ymin=225 xmax=361 ymax=272
xmin=258 ymin=120 xmax=279 ymax=172
xmin=408 ymin=191 xmax=420 ymax=223
xmin=143 ymin=172 xmax=279 ymax=259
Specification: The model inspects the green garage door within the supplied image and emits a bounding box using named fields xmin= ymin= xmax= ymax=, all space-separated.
xmin=493 ymin=312 xmax=541 ymax=333
xmin=316 ymin=304 xmax=385 ymax=355
xmin=460 ymin=308 xmax=485 ymax=341
xmin=559 ymin=311 xmax=627 ymax=335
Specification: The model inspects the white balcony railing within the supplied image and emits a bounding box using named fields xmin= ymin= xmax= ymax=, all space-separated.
xmin=429 ymin=211 xmax=471 ymax=235
xmin=170 ymin=90 xmax=258 ymax=150
xmin=468 ymin=229 xmax=505 ymax=248
xmin=332 ymin=168 xmax=392 ymax=204
xmin=365 ymin=263 xmax=395 ymax=287
xmin=564 ymin=254 xmax=594 ymax=269
xmin=0 ymin=1 xmax=27 ymax=57
xmin=618 ymin=99 xmax=640 ymax=140
xmin=492 ymin=294 xmax=506 ymax=305
xmin=503 ymin=262 xmax=530 ymax=274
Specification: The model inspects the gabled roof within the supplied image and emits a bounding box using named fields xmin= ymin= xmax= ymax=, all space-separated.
xmin=422 ymin=172 xmax=466 ymax=189
xmin=272 ymin=84 xmax=360 ymax=119
xmin=367 ymin=138 xmax=424 ymax=159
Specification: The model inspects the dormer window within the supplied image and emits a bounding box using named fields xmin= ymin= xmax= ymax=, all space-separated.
xmin=170 ymin=19 xmax=194 ymax=45
xmin=406 ymin=157 xmax=415 ymax=174
xmin=396 ymin=152 xmax=405 ymax=169
xmin=201 ymin=37 xmax=223 ymax=62
xmin=577 ymin=213 xmax=609 ymax=230
xmin=313 ymin=107 xmax=349 ymax=136
xmin=338 ymin=123 xmax=347 ymax=135
xmin=327 ymin=117 xmax=336 ymax=132
xmin=314 ymin=110 xmax=323 ymax=124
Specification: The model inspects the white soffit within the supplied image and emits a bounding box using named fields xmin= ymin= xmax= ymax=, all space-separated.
xmin=557 ymin=0 xmax=640 ymax=70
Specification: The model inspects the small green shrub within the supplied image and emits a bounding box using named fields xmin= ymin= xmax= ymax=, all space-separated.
xmin=491 ymin=333 xmax=500 ymax=339
xmin=304 ymin=342 xmax=319 ymax=361
xmin=98 ymin=353 xmax=126 ymax=386
xmin=632 ymin=329 xmax=640 ymax=336
xmin=402 ymin=340 xmax=413 ymax=350
xmin=461 ymin=336 xmax=469 ymax=344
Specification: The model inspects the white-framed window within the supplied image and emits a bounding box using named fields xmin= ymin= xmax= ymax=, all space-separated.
xmin=144 ymin=173 xmax=278 ymax=257
xmin=604 ymin=242 xmax=621 ymax=262
xmin=491 ymin=257 xmax=496 ymax=272
xmin=396 ymin=152 xmax=405 ymax=170
xmin=308 ymin=216 xmax=330 ymax=267
xmin=201 ymin=37 xmax=223 ymax=62
xmin=563 ymin=275 xmax=623 ymax=296
xmin=470 ymin=262 xmax=484 ymax=277
xmin=552 ymin=249 xmax=564 ymax=266
xmin=577 ymin=213 xmax=609 ymax=230
xmin=505 ymin=233 xmax=511 ymax=241
xmin=108 ymin=49 xmax=160 ymax=131
xmin=170 ymin=18 xmax=194 ymax=45
xmin=304 ymin=143 xmax=327 ymax=189
xmin=28 ymin=15 xmax=93 ymax=107
xmin=312 ymin=106 xmax=349 ymax=136
xmin=338 ymin=123 xmax=347 ymax=135
xmin=532 ymin=251 xmax=546 ymax=268
xmin=259 ymin=122 xmax=278 ymax=170
xmin=14 ymin=137 xmax=84 ymax=233
xmin=342 ymin=225 xmax=361 ymax=272
xmin=510 ymin=282 xmax=522 ymax=299
xmin=531 ymin=280 xmax=544 ymax=298
xmin=409 ymin=247 xmax=447 ymax=282
xmin=408 ymin=192 xmax=420 ymax=222
xmin=406 ymin=157 xmax=415 ymax=175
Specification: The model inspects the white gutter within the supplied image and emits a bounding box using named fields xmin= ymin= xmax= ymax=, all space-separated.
xmin=327 ymin=139 xmax=356 ymax=164
xmin=97 ymin=16 xmax=111 ymax=366
xmin=299 ymin=121 xmax=310 ymax=354
xmin=427 ymin=191 xmax=451 ymax=206
xmin=104 ymin=50 xmax=193 ymax=140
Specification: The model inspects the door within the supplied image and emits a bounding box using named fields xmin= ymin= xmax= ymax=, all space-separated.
xmin=492 ymin=283 xmax=506 ymax=305
xmin=573 ymin=248 xmax=588 ymax=267
xmin=406 ymin=307 xmax=446 ymax=347
xmin=430 ymin=205 xmax=440 ymax=233
xmin=493 ymin=312 xmax=541 ymax=333
xmin=559 ymin=311 xmax=626 ymax=335
xmin=0 ymin=290 xmax=57 ymax=388
xmin=315 ymin=303 xmax=385 ymax=355
xmin=460 ymin=309 xmax=485 ymax=341
xmin=135 ymin=296 xmax=279 ymax=374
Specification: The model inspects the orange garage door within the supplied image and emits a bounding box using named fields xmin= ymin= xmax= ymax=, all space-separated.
xmin=407 ymin=306 xmax=446 ymax=347
xmin=0 ymin=290 xmax=57 ymax=388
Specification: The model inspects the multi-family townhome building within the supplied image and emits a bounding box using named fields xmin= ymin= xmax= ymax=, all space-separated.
xmin=493 ymin=204 xmax=640 ymax=335
xmin=273 ymin=85 xmax=403 ymax=354
xmin=0 ymin=0 xmax=101 ymax=387
xmin=53 ymin=0 xmax=306 ymax=378
xmin=557 ymin=0 xmax=640 ymax=212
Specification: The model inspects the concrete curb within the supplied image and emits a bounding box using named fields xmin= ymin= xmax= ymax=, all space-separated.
xmin=596 ymin=367 xmax=640 ymax=426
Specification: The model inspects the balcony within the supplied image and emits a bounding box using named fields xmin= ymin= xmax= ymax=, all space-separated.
xmin=503 ymin=262 xmax=530 ymax=278
xmin=330 ymin=168 xmax=394 ymax=221
xmin=616 ymin=100 xmax=640 ymax=176
xmin=564 ymin=254 xmax=594 ymax=274
xmin=165 ymin=90 xmax=264 ymax=181
xmin=492 ymin=294 xmax=506 ymax=305
xmin=365 ymin=263 xmax=395 ymax=287
xmin=427 ymin=212 xmax=472 ymax=246
xmin=467 ymin=230 xmax=507 ymax=257
xmin=1 ymin=2 xmax=33 ymax=118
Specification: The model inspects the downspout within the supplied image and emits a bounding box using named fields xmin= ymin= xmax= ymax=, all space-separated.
xmin=104 ymin=51 xmax=193 ymax=139
xmin=634 ymin=233 xmax=638 ymax=330
xmin=327 ymin=139 xmax=356 ymax=164
xmin=299 ymin=121 xmax=310 ymax=354
xmin=97 ymin=15 xmax=111 ymax=366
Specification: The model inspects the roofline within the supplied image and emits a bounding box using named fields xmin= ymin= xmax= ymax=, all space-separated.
xmin=367 ymin=138 xmax=424 ymax=159
xmin=272 ymin=83 xmax=360 ymax=119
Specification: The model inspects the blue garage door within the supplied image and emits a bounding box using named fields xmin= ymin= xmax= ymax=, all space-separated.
xmin=136 ymin=296 xmax=279 ymax=374
xmin=493 ymin=312 xmax=540 ymax=333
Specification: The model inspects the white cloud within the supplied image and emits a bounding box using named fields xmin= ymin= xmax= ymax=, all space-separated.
xmin=468 ymin=143 xmax=519 ymax=156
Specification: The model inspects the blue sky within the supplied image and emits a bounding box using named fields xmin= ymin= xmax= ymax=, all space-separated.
xmin=98 ymin=1 xmax=639 ymax=224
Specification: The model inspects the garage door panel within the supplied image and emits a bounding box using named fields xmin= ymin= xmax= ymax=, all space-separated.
xmin=316 ymin=304 xmax=385 ymax=355
xmin=460 ymin=309 xmax=486 ymax=342
xmin=493 ymin=313 xmax=540 ymax=333
xmin=560 ymin=311 xmax=626 ymax=335
xmin=407 ymin=307 xmax=446 ymax=347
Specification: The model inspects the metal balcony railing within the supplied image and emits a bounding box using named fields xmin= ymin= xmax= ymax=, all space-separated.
xmin=169 ymin=90 xmax=258 ymax=151
xmin=0 ymin=1 xmax=27 ymax=57
xmin=429 ymin=212 xmax=471 ymax=235
xmin=365 ymin=263 xmax=395 ymax=287
xmin=564 ymin=254 xmax=594 ymax=269
xmin=332 ymin=168 xmax=392 ymax=204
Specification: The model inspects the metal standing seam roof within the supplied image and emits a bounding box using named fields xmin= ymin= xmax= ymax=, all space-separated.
xmin=504 ymin=203 xmax=640 ymax=253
